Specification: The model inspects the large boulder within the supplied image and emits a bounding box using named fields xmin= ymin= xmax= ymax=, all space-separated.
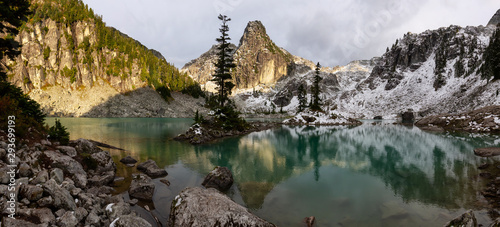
xmin=43 ymin=150 xmax=87 ymax=188
xmin=444 ymin=210 xmax=477 ymax=227
xmin=168 ymin=187 xmax=275 ymax=227
xmin=42 ymin=179 xmax=76 ymax=211
xmin=120 ymin=155 xmax=138 ymax=165
xmin=137 ymin=159 xmax=167 ymax=178
xmin=110 ymin=215 xmax=152 ymax=227
xmin=72 ymin=139 xmax=116 ymax=186
xmin=474 ymin=147 xmax=500 ymax=157
xmin=201 ymin=166 xmax=234 ymax=191
xmin=128 ymin=173 xmax=155 ymax=201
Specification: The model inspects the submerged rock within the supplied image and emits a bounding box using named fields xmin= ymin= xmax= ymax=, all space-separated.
xmin=202 ymin=166 xmax=234 ymax=192
xmin=128 ymin=173 xmax=155 ymax=200
xmin=168 ymin=187 xmax=275 ymax=227
xmin=474 ymin=147 xmax=500 ymax=157
xmin=137 ymin=159 xmax=168 ymax=178
xmin=444 ymin=210 xmax=477 ymax=227
xmin=120 ymin=155 xmax=138 ymax=164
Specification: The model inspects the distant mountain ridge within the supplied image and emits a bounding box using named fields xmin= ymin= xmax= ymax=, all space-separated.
xmin=186 ymin=10 xmax=500 ymax=118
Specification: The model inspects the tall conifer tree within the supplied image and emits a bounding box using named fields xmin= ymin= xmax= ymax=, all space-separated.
xmin=310 ymin=62 xmax=322 ymax=111
xmin=211 ymin=14 xmax=236 ymax=108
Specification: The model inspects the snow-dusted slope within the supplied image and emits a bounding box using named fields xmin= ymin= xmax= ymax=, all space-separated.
xmin=235 ymin=24 xmax=500 ymax=119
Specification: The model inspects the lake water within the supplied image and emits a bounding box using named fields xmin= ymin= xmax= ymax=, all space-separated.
xmin=47 ymin=118 xmax=500 ymax=226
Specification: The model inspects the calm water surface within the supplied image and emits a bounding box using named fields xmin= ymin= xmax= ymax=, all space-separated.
xmin=47 ymin=118 xmax=500 ymax=226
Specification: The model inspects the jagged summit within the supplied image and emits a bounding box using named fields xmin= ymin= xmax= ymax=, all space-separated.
xmin=239 ymin=20 xmax=267 ymax=46
xmin=182 ymin=20 xmax=294 ymax=91
xmin=488 ymin=9 xmax=500 ymax=26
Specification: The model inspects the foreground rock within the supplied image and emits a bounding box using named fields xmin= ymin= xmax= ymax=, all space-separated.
xmin=0 ymin=131 xmax=150 ymax=226
xmin=137 ymin=159 xmax=168 ymax=178
xmin=120 ymin=155 xmax=138 ymax=164
xmin=283 ymin=110 xmax=361 ymax=126
xmin=474 ymin=147 xmax=500 ymax=157
xmin=174 ymin=121 xmax=280 ymax=145
xmin=444 ymin=210 xmax=477 ymax=227
xmin=128 ymin=173 xmax=155 ymax=200
xmin=168 ymin=187 xmax=276 ymax=227
xmin=202 ymin=166 xmax=234 ymax=191
xmin=416 ymin=106 xmax=500 ymax=132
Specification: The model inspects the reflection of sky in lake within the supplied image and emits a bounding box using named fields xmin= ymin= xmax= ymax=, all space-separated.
xmin=49 ymin=118 xmax=500 ymax=226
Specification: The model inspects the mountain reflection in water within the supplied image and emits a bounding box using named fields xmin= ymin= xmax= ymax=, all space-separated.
xmin=50 ymin=118 xmax=500 ymax=226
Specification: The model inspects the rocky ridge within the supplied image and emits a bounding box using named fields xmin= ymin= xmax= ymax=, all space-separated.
xmin=230 ymin=14 xmax=500 ymax=120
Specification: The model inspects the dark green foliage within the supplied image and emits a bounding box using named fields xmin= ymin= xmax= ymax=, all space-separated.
xmin=62 ymin=66 xmax=77 ymax=83
xmin=310 ymin=62 xmax=323 ymax=112
xmin=211 ymin=15 xmax=237 ymax=108
xmin=0 ymin=81 xmax=46 ymax=136
xmin=48 ymin=119 xmax=70 ymax=145
xmin=156 ymin=85 xmax=171 ymax=101
xmin=481 ymin=27 xmax=500 ymax=80
xmin=43 ymin=46 xmax=51 ymax=60
xmin=298 ymin=84 xmax=307 ymax=112
xmin=193 ymin=110 xmax=205 ymax=124
xmin=214 ymin=105 xmax=248 ymax=131
xmin=0 ymin=0 xmax=31 ymax=81
xmin=182 ymin=84 xmax=205 ymax=98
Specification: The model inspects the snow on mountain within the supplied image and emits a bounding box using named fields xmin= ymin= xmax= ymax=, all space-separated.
xmin=235 ymin=24 xmax=499 ymax=120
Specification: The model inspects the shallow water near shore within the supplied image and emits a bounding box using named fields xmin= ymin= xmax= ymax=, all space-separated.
xmin=47 ymin=117 xmax=500 ymax=226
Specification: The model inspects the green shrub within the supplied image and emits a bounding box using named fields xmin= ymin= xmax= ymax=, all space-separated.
xmin=181 ymin=84 xmax=205 ymax=98
xmin=48 ymin=119 xmax=70 ymax=145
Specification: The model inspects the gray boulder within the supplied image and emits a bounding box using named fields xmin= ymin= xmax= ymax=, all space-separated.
xmin=1 ymin=217 xmax=38 ymax=227
xmin=73 ymin=139 xmax=116 ymax=174
xmin=58 ymin=211 xmax=79 ymax=227
xmin=89 ymin=170 xmax=116 ymax=187
xmin=42 ymin=179 xmax=76 ymax=211
xmin=105 ymin=202 xmax=131 ymax=220
xmin=120 ymin=155 xmax=138 ymax=164
xmin=18 ymin=162 xmax=32 ymax=177
xmin=110 ymin=215 xmax=152 ymax=227
xmin=44 ymin=150 xmax=87 ymax=188
xmin=18 ymin=207 xmax=55 ymax=225
xmin=128 ymin=173 xmax=155 ymax=200
xmin=474 ymin=147 xmax=500 ymax=157
xmin=56 ymin=146 xmax=77 ymax=157
xmin=50 ymin=168 xmax=64 ymax=184
xmin=30 ymin=169 xmax=49 ymax=184
xmin=202 ymin=166 xmax=234 ymax=191
xmin=168 ymin=187 xmax=275 ymax=227
xmin=137 ymin=159 xmax=167 ymax=178
xmin=19 ymin=184 xmax=44 ymax=201
xmin=444 ymin=210 xmax=477 ymax=227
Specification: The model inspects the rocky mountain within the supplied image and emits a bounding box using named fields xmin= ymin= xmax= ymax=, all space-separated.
xmin=228 ymin=10 xmax=500 ymax=119
xmin=489 ymin=9 xmax=500 ymax=27
xmin=2 ymin=0 xmax=202 ymax=117
xmin=182 ymin=20 xmax=298 ymax=93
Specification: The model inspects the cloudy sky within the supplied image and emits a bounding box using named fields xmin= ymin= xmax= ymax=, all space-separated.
xmin=83 ymin=0 xmax=499 ymax=68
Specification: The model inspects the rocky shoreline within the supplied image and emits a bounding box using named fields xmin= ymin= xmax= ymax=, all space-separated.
xmin=415 ymin=106 xmax=500 ymax=133
xmin=0 ymin=129 xmax=152 ymax=226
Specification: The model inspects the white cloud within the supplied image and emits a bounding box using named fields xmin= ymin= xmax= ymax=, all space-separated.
xmin=83 ymin=0 xmax=500 ymax=68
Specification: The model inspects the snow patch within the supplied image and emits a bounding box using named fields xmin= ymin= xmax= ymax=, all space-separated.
xmin=105 ymin=203 xmax=114 ymax=212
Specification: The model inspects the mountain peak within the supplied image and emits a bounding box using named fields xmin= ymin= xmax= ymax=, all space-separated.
xmin=488 ymin=9 xmax=500 ymax=27
xmin=239 ymin=20 xmax=268 ymax=46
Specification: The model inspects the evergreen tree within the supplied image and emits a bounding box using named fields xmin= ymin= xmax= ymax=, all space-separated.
xmin=0 ymin=0 xmax=30 ymax=81
xmin=310 ymin=62 xmax=323 ymax=111
xmin=211 ymin=14 xmax=236 ymax=108
xmin=297 ymin=84 xmax=307 ymax=112
xmin=481 ymin=27 xmax=500 ymax=80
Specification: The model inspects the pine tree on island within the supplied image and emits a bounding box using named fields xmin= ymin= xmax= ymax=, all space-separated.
xmin=309 ymin=62 xmax=323 ymax=112
xmin=197 ymin=14 xmax=247 ymax=131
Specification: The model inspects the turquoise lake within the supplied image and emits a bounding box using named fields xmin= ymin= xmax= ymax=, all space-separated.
xmin=47 ymin=118 xmax=500 ymax=226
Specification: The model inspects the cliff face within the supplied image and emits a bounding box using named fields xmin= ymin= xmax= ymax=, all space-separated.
xmin=232 ymin=21 xmax=292 ymax=89
xmin=7 ymin=19 xmax=146 ymax=93
xmin=2 ymin=0 xmax=199 ymax=117
xmin=182 ymin=21 xmax=293 ymax=92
